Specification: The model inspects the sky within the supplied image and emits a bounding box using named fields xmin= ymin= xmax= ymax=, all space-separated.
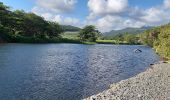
xmin=1 ymin=0 xmax=170 ymax=32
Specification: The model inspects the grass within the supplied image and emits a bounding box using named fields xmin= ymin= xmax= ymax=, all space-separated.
xmin=61 ymin=32 xmax=96 ymax=45
xmin=82 ymin=41 xmax=96 ymax=45
xmin=61 ymin=32 xmax=79 ymax=40
xmin=96 ymin=40 xmax=116 ymax=44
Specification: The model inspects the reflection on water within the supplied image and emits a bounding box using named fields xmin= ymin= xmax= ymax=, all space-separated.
xmin=0 ymin=44 xmax=159 ymax=100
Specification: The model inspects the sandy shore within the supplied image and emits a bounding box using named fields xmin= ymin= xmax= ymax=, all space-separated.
xmin=84 ymin=61 xmax=170 ymax=100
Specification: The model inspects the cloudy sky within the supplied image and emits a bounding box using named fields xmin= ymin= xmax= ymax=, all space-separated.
xmin=1 ymin=0 xmax=170 ymax=32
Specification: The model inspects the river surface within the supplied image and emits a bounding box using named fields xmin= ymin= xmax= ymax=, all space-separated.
xmin=0 ymin=44 xmax=159 ymax=100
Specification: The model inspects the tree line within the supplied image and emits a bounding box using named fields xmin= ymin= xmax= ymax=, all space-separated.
xmin=0 ymin=2 xmax=100 ymax=43
xmin=0 ymin=2 xmax=64 ymax=43
xmin=101 ymin=33 xmax=140 ymax=45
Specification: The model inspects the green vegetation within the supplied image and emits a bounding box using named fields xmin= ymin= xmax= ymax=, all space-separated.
xmin=0 ymin=2 xmax=82 ymax=44
xmin=96 ymin=40 xmax=116 ymax=44
xmin=61 ymin=25 xmax=81 ymax=32
xmin=0 ymin=2 xmax=141 ymax=45
xmin=62 ymin=32 xmax=79 ymax=40
xmin=101 ymin=33 xmax=141 ymax=45
xmin=0 ymin=2 xmax=64 ymax=43
xmin=79 ymin=25 xmax=99 ymax=42
xmin=140 ymin=24 xmax=170 ymax=59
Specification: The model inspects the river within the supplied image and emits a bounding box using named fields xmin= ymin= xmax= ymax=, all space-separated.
xmin=0 ymin=44 xmax=159 ymax=100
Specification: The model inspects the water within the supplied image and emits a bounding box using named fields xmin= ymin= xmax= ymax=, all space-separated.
xmin=0 ymin=44 xmax=159 ymax=100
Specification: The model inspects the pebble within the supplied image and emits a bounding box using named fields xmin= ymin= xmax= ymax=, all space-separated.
xmin=84 ymin=62 xmax=170 ymax=100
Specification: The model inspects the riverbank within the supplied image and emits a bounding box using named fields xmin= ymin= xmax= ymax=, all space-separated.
xmin=0 ymin=38 xmax=141 ymax=45
xmin=84 ymin=61 xmax=170 ymax=100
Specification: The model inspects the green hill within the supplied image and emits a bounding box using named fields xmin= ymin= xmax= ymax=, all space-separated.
xmin=104 ymin=26 xmax=153 ymax=37
xmin=61 ymin=25 xmax=81 ymax=32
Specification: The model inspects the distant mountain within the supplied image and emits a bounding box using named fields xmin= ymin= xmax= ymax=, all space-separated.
xmin=61 ymin=25 xmax=81 ymax=32
xmin=104 ymin=26 xmax=153 ymax=36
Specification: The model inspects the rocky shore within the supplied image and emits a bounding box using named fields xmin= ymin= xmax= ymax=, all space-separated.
xmin=84 ymin=61 xmax=170 ymax=100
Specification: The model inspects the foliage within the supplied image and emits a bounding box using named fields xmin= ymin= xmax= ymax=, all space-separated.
xmin=101 ymin=33 xmax=140 ymax=45
xmin=0 ymin=2 xmax=63 ymax=42
xmin=96 ymin=40 xmax=116 ymax=44
xmin=79 ymin=25 xmax=99 ymax=42
xmin=123 ymin=33 xmax=140 ymax=44
xmin=140 ymin=23 xmax=170 ymax=59
xmin=0 ymin=24 xmax=13 ymax=42
xmin=62 ymin=32 xmax=79 ymax=40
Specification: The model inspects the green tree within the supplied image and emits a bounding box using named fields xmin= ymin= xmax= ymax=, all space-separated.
xmin=124 ymin=33 xmax=139 ymax=44
xmin=0 ymin=2 xmax=64 ymax=42
xmin=46 ymin=22 xmax=63 ymax=38
xmin=0 ymin=2 xmax=10 ymax=25
xmin=79 ymin=25 xmax=99 ymax=42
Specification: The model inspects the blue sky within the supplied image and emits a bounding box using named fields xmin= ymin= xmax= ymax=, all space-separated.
xmin=129 ymin=0 xmax=163 ymax=8
xmin=1 ymin=0 xmax=164 ymax=11
xmin=1 ymin=0 xmax=170 ymax=32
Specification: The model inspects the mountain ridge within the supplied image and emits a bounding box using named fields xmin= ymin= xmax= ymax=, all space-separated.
xmin=61 ymin=25 xmax=81 ymax=32
xmin=104 ymin=26 xmax=153 ymax=36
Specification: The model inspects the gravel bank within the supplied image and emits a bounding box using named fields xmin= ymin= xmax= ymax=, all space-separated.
xmin=84 ymin=62 xmax=170 ymax=100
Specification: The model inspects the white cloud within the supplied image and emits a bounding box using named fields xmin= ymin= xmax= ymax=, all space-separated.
xmin=31 ymin=0 xmax=81 ymax=27
xmin=94 ymin=15 xmax=144 ymax=32
xmin=140 ymin=7 xmax=170 ymax=25
xmin=54 ymin=15 xmax=63 ymax=23
xmin=88 ymin=0 xmax=128 ymax=17
xmin=32 ymin=0 xmax=170 ymax=32
xmin=35 ymin=0 xmax=77 ymax=13
xmin=43 ymin=14 xmax=80 ymax=26
xmin=86 ymin=0 xmax=170 ymax=32
xmin=87 ymin=13 xmax=97 ymax=20
xmin=63 ymin=17 xmax=79 ymax=25
xmin=164 ymin=0 xmax=170 ymax=9
xmin=96 ymin=16 xmax=123 ymax=32
xmin=32 ymin=8 xmax=80 ymax=27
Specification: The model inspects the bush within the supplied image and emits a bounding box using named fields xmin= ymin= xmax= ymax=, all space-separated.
xmin=140 ymin=23 xmax=170 ymax=59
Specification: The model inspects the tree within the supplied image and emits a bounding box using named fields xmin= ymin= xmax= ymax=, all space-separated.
xmin=0 ymin=24 xmax=13 ymax=42
xmin=123 ymin=33 xmax=139 ymax=44
xmin=0 ymin=2 xmax=12 ymax=26
xmin=22 ymin=13 xmax=48 ymax=36
xmin=46 ymin=22 xmax=63 ymax=38
xmin=79 ymin=25 xmax=99 ymax=42
xmin=0 ymin=2 xmax=64 ymax=42
xmin=140 ymin=23 xmax=170 ymax=59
